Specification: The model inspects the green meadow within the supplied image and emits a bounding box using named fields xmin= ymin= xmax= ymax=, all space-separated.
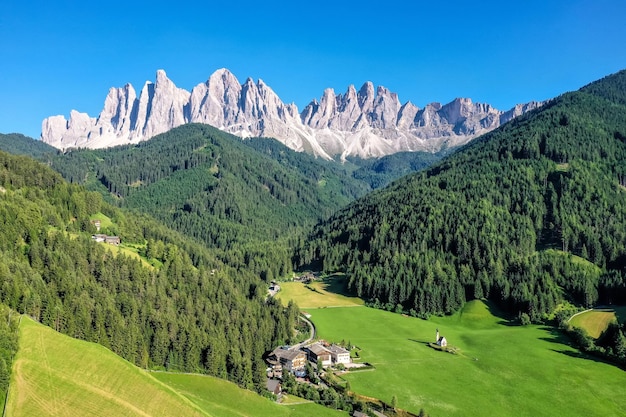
xmin=569 ymin=307 xmax=626 ymax=338
xmin=277 ymin=274 xmax=364 ymax=308
xmin=310 ymin=301 xmax=626 ymax=417
xmin=153 ymin=373 xmax=345 ymax=417
xmin=6 ymin=317 xmax=204 ymax=416
xmin=7 ymin=317 xmax=344 ymax=417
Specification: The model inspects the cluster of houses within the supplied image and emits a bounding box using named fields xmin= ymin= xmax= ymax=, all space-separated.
xmin=267 ymin=341 xmax=351 ymax=377
xmin=91 ymin=234 xmax=121 ymax=245
xmin=89 ymin=220 xmax=121 ymax=246
xmin=293 ymin=272 xmax=318 ymax=283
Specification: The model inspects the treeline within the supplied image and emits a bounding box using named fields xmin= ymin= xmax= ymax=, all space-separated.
xmin=0 ymin=150 xmax=298 ymax=392
xmin=295 ymin=69 xmax=626 ymax=320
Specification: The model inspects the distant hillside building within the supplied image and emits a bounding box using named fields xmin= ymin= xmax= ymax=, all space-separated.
xmin=104 ymin=236 xmax=121 ymax=245
xmin=91 ymin=234 xmax=121 ymax=246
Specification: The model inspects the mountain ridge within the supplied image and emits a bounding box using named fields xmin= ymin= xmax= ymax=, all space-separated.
xmin=41 ymin=69 xmax=543 ymax=159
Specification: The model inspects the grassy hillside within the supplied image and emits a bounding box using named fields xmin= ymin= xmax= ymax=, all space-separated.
xmin=311 ymin=301 xmax=626 ymax=417
xmin=6 ymin=317 xmax=205 ymax=417
xmin=7 ymin=317 xmax=344 ymax=417
xmin=153 ymin=373 xmax=345 ymax=417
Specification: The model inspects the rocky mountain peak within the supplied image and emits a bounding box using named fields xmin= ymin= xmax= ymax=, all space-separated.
xmin=40 ymin=69 xmax=542 ymax=159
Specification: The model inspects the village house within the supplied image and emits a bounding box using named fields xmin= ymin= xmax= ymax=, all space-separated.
xmin=90 ymin=219 xmax=101 ymax=231
xmin=104 ymin=236 xmax=121 ymax=245
xmin=266 ymin=379 xmax=282 ymax=396
xmin=91 ymin=234 xmax=121 ymax=246
xmin=294 ymin=272 xmax=316 ymax=283
xmin=306 ymin=343 xmax=332 ymax=368
xmin=328 ymin=344 xmax=351 ymax=365
xmin=267 ymin=347 xmax=307 ymax=372
xmin=92 ymin=234 xmax=107 ymax=243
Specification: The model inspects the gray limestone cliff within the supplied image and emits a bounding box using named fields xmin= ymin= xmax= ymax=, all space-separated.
xmin=41 ymin=69 xmax=543 ymax=159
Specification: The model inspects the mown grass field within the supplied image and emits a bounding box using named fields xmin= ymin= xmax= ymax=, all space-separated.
xmin=569 ymin=307 xmax=626 ymax=338
xmin=89 ymin=212 xmax=114 ymax=230
xmin=104 ymin=243 xmax=155 ymax=269
xmin=276 ymin=274 xmax=364 ymax=308
xmin=311 ymin=301 xmax=626 ymax=417
xmin=153 ymin=373 xmax=345 ymax=417
xmin=6 ymin=317 xmax=205 ymax=417
xmin=7 ymin=317 xmax=345 ymax=417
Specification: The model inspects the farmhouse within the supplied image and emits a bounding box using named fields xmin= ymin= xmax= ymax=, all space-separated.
xmin=306 ymin=343 xmax=332 ymax=367
xmin=294 ymin=272 xmax=316 ymax=283
xmin=92 ymin=234 xmax=107 ymax=242
xmin=266 ymin=378 xmax=282 ymax=396
xmin=328 ymin=344 xmax=351 ymax=365
xmin=91 ymin=234 xmax=121 ymax=245
xmin=104 ymin=236 xmax=121 ymax=245
xmin=267 ymin=347 xmax=307 ymax=371
xmin=91 ymin=219 xmax=101 ymax=231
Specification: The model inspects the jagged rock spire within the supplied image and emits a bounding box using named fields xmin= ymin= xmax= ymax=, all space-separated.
xmin=41 ymin=69 xmax=543 ymax=158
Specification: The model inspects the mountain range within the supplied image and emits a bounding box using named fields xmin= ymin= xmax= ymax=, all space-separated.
xmin=41 ymin=69 xmax=543 ymax=159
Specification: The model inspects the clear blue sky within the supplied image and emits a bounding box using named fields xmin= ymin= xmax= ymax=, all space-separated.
xmin=1 ymin=0 xmax=625 ymax=139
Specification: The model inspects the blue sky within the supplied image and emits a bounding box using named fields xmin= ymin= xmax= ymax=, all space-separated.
xmin=1 ymin=0 xmax=625 ymax=139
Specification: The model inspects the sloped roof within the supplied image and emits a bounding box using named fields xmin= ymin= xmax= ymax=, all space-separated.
xmin=328 ymin=345 xmax=349 ymax=355
xmin=308 ymin=343 xmax=331 ymax=356
xmin=272 ymin=347 xmax=305 ymax=361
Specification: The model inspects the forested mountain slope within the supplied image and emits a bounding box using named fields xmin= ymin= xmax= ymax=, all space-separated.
xmin=0 ymin=150 xmax=298 ymax=392
xmin=295 ymin=69 xmax=626 ymax=321
xmin=20 ymin=124 xmax=370 ymax=280
xmin=0 ymin=133 xmax=58 ymax=158
xmin=0 ymin=128 xmax=449 ymax=281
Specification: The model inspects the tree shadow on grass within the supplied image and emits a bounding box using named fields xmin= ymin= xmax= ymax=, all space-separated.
xmin=319 ymin=274 xmax=359 ymax=298
xmin=614 ymin=306 xmax=626 ymax=324
xmin=542 ymin=327 xmax=626 ymax=371
xmin=537 ymin=326 xmax=572 ymax=345
xmin=550 ymin=348 xmax=625 ymax=370
xmin=408 ymin=338 xmax=432 ymax=346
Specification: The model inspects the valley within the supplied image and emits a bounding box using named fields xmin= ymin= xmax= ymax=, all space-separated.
xmin=0 ymin=68 xmax=625 ymax=417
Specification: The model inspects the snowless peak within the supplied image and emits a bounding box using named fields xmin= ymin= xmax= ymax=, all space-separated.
xmin=40 ymin=68 xmax=543 ymax=158
xmin=156 ymin=69 xmax=168 ymax=82
xmin=209 ymin=68 xmax=238 ymax=83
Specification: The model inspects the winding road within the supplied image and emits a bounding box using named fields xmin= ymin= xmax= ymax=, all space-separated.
xmin=292 ymin=314 xmax=316 ymax=350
